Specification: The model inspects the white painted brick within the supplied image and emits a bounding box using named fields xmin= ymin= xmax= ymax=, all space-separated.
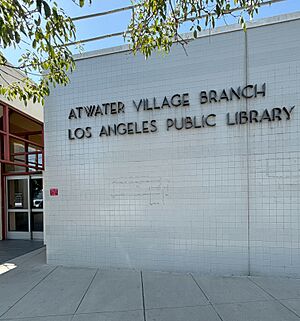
xmin=44 ymin=15 xmax=300 ymax=276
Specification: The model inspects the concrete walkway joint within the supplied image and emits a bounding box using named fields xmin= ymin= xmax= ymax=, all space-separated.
xmin=0 ymin=248 xmax=300 ymax=321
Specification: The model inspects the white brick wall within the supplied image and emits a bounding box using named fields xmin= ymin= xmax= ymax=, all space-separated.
xmin=44 ymin=13 xmax=300 ymax=276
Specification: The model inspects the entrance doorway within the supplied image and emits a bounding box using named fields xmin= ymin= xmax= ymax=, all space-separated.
xmin=6 ymin=176 xmax=43 ymax=240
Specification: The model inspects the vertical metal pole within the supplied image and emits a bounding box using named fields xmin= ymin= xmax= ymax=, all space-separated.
xmin=245 ymin=31 xmax=251 ymax=276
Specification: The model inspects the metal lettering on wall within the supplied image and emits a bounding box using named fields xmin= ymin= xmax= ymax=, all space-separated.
xmin=67 ymin=83 xmax=296 ymax=140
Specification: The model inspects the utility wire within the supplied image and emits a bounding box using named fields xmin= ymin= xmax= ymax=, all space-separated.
xmin=67 ymin=0 xmax=286 ymax=47
xmin=72 ymin=5 xmax=137 ymax=21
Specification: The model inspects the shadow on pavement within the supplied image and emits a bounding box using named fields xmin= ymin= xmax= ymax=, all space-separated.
xmin=0 ymin=240 xmax=44 ymax=264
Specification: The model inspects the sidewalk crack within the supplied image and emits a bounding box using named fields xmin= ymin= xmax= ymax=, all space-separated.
xmin=190 ymin=274 xmax=224 ymax=321
xmin=248 ymin=277 xmax=300 ymax=320
xmin=140 ymin=271 xmax=147 ymax=321
xmin=71 ymin=268 xmax=99 ymax=320
xmin=0 ymin=265 xmax=58 ymax=319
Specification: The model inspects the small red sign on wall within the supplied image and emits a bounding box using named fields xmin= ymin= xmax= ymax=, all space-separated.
xmin=50 ymin=188 xmax=59 ymax=196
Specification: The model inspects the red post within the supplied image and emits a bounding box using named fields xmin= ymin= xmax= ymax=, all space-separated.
xmin=1 ymin=174 xmax=7 ymax=240
xmin=3 ymin=105 xmax=10 ymax=161
xmin=1 ymin=105 xmax=9 ymax=239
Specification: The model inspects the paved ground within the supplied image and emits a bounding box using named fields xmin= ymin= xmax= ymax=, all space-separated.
xmin=0 ymin=248 xmax=300 ymax=321
xmin=0 ymin=240 xmax=44 ymax=264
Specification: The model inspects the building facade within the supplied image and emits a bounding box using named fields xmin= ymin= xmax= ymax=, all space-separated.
xmin=44 ymin=13 xmax=300 ymax=276
xmin=0 ymin=65 xmax=44 ymax=241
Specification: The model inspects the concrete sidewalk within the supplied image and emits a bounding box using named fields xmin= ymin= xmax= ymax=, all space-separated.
xmin=0 ymin=249 xmax=300 ymax=321
xmin=0 ymin=240 xmax=44 ymax=264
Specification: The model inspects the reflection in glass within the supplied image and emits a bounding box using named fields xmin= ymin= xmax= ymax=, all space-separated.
xmin=8 ymin=212 xmax=29 ymax=231
xmin=31 ymin=178 xmax=43 ymax=209
xmin=8 ymin=138 xmax=26 ymax=172
xmin=7 ymin=179 xmax=28 ymax=209
xmin=31 ymin=212 xmax=43 ymax=231
xmin=28 ymin=145 xmax=43 ymax=172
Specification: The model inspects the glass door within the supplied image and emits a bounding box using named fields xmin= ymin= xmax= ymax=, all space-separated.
xmin=6 ymin=176 xmax=44 ymax=240
xmin=7 ymin=177 xmax=30 ymax=239
xmin=30 ymin=176 xmax=43 ymax=240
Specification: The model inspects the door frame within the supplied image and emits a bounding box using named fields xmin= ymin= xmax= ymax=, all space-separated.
xmin=6 ymin=174 xmax=44 ymax=240
xmin=30 ymin=175 xmax=43 ymax=240
xmin=6 ymin=175 xmax=31 ymax=240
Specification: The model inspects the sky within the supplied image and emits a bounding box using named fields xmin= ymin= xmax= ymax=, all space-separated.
xmin=3 ymin=0 xmax=300 ymax=66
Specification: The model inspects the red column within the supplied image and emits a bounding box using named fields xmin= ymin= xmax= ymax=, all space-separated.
xmin=1 ymin=104 xmax=9 ymax=239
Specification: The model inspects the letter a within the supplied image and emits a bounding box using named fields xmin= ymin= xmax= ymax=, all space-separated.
xmin=68 ymin=108 xmax=77 ymax=120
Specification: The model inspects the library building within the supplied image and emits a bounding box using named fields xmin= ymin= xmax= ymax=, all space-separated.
xmin=7 ymin=12 xmax=300 ymax=277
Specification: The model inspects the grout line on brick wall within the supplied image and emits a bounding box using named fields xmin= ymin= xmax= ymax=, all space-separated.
xmin=245 ymin=28 xmax=251 ymax=277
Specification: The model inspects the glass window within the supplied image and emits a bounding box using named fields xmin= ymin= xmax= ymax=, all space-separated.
xmin=31 ymin=212 xmax=43 ymax=232
xmin=10 ymin=138 xmax=25 ymax=161
xmin=7 ymin=138 xmax=26 ymax=172
xmin=8 ymin=212 xmax=29 ymax=232
xmin=31 ymin=178 xmax=43 ymax=209
xmin=6 ymin=138 xmax=43 ymax=173
xmin=7 ymin=179 xmax=28 ymax=209
xmin=28 ymin=145 xmax=43 ymax=171
xmin=4 ymin=108 xmax=43 ymax=174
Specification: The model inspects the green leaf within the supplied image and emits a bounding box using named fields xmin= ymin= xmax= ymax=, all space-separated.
xmin=36 ymin=0 xmax=42 ymax=12
xmin=15 ymin=32 xmax=21 ymax=44
xmin=0 ymin=0 xmax=264 ymax=105
xmin=43 ymin=1 xmax=51 ymax=18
